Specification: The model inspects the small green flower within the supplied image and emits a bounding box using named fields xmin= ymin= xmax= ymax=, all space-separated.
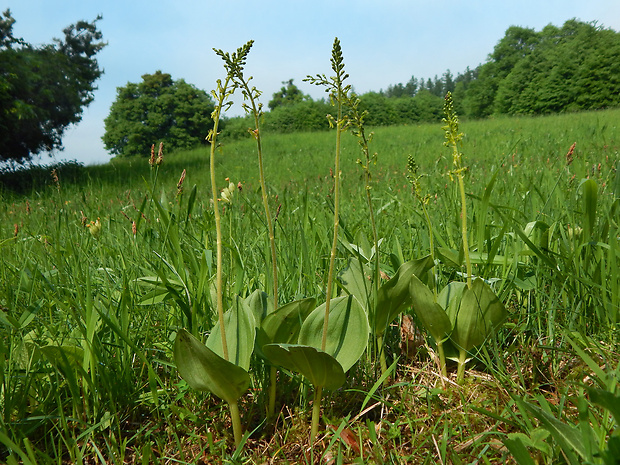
xmin=87 ymin=218 xmax=102 ymax=238
xmin=219 ymin=180 xmax=236 ymax=204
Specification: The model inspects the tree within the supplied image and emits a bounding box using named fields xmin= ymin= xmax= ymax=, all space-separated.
xmin=103 ymin=71 xmax=215 ymax=157
xmin=443 ymin=70 xmax=455 ymax=94
xmin=383 ymin=76 xmax=419 ymax=98
xmin=0 ymin=9 xmax=105 ymax=163
xmin=491 ymin=20 xmax=620 ymax=115
xmin=268 ymin=79 xmax=309 ymax=110
xmin=359 ymin=92 xmax=396 ymax=126
xmin=383 ymin=82 xmax=407 ymax=98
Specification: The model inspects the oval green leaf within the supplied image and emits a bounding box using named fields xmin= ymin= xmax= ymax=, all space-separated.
xmin=298 ymin=295 xmax=369 ymax=372
xmin=339 ymin=259 xmax=373 ymax=311
xmin=373 ymin=256 xmax=434 ymax=336
xmin=206 ymin=296 xmax=255 ymax=371
xmin=450 ymin=278 xmax=507 ymax=351
xmin=438 ymin=281 xmax=467 ymax=322
xmin=174 ymin=328 xmax=250 ymax=405
xmin=262 ymin=343 xmax=346 ymax=391
xmin=244 ymin=289 xmax=270 ymax=328
xmin=409 ymin=274 xmax=452 ymax=343
xmin=255 ymin=297 xmax=316 ymax=359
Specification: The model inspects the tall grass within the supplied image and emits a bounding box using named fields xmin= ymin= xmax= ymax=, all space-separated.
xmin=0 ymin=107 xmax=619 ymax=463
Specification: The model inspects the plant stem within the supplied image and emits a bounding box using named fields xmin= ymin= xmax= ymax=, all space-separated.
xmin=229 ymin=400 xmax=243 ymax=447
xmin=356 ymin=124 xmax=380 ymax=296
xmin=359 ymin=127 xmax=383 ymax=372
xmin=322 ymin=106 xmax=343 ymax=352
xmin=268 ymin=365 xmax=277 ymax=419
xmin=457 ymin=172 xmax=472 ymax=289
xmin=232 ymin=58 xmax=281 ymax=420
xmin=240 ymin=87 xmax=278 ymax=308
xmin=209 ymin=78 xmax=232 ymax=362
xmin=421 ymin=204 xmax=435 ymax=263
xmin=304 ymin=37 xmax=349 ymax=352
xmin=306 ymin=36 xmax=348 ymax=445
xmin=437 ymin=340 xmax=447 ymax=378
xmin=253 ymin=125 xmax=279 ymax=309
xmin=310 ymin=385 xmax=323 ymax=443
xmin=456 ymin=348 xmax=468 ymax=384
xmin=377 ymin=334 xmax=388 ymax=375
xmin=443 ymin=92 xmax=472 ymax=290
xmin=421 ymin=202 xmax=439 ymax=300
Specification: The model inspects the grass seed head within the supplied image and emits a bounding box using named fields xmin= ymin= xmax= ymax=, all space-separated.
xmin=566 ymin=142 xmax=576 ymax=165
xmin=177 ymin=169 xmax=186 ymax=195
xmin=156 ymin=141 xmax=164 ymax=165
xmin=51 ymin=168 xmax=60 ymax=190
xmin=149 ymin=143 xmax=156 ymax=166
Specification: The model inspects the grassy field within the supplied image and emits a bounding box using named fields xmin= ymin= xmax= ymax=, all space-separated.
xmin=0 ymin=108 xmax=619 ymax=464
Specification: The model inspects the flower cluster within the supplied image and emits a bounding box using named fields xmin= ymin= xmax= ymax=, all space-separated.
xmin=219 ymin=179 xmax=237 ymax=204
xmin=86 ymin=218 xmax=102 ymax=238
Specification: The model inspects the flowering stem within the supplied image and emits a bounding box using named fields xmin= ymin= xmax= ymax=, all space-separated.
xmin=443 ymin=92 xmax=472 ymax=289
xmin=246 ymin=102 xmax=278 ymax=309
xmin=208 ymin=77 xmax=232 ymax=362
xmin=458 ymin=172 xmax=472 ymax=289
xmin=229 ymin=400 xmax=243 ymax=447
xmin=323 ymin=109 xmax=342 ymax=352
xmin=310 ymin=385 xmax=323 ymax=443
xmin=456 ymin=348 xmax=468 ymax=384
xmin=228 ymin=43 xmax=281 ymax=418
xmin=319 ymin=39 xmax=349 ymax=353
xmin=304 ymin=37 xmax=349 ymax=443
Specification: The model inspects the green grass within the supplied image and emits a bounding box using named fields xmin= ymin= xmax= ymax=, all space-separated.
xmin=1 ymin=108 xmax=619 ymax=464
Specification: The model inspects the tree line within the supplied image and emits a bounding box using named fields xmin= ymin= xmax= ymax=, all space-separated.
xmin=1 ymin=13 xmax=619 ymax=161
xmin=0 ymin=9 xmax=105 ymax=163
xmin=221 ymin=19 xmax=620 ymax=140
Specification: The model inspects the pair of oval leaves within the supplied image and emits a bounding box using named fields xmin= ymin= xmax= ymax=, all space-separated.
xmin=409 ymin=275 xmax=506 ymax=352
xmin=174 ymin=293 xmax=369 ymax=403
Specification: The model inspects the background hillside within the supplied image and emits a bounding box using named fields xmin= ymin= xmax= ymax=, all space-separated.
xmin=220 ymin=19 xmax=620 ymax=141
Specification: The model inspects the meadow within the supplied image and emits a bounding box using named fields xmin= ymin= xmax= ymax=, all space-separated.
xmin=0 ymin=100 xmax=619 ymax=464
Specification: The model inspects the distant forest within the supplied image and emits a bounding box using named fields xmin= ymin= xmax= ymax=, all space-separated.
xmin=223 ymin=19 xmax=620 ymax=138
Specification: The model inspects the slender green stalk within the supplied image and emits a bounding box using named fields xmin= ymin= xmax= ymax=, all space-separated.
xmin=210 ymin=41 xmax=253 ymax=363
xmin=444 ymin=92 xmax=476 ymax=384
xmin=443 ymin=92 xmax=472 ymax=289
xmin=228 ymin=41 xmax=281 ymax=419
xmin=377 ymin=334 xmax=388 ymax=375
xmin=305 ymin=37 xmax=351 ymax=443
xmin=229 ymin=400 xmax=243 ymax=447
xmin=456 ymin=348 xmax=468 ymax=384
xmin=349 ymin=98 xmax=379 ymax=291
xmin=323 ymin=106 xmax=343 ymax=351
xmin=304 ymin=38 xmax=350 ymax=352
xmin=420 ymin=204 xmax=435 ymax=266
xmin=268 ymin=365 xmax=277 ymax=418
xmin=457 ymin=173 xmax=472 ymax=289
xmin=207 ymin=77 xmax=233 ymax=361
xmin=310 ymin=385 xmax=323 ymax=442
xmin=230 ymin=54 xmax=279 ymax=308
xmin=207 ymin=42 xmax=253 ymax=448
xmin=437 ymin=340 xmax=447 ymax=378
xmin=251 ymin=119 xmax=278 ymax=308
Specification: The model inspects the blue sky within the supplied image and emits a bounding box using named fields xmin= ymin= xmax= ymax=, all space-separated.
xmin=4 ymin=0 xmax=620 ymax=165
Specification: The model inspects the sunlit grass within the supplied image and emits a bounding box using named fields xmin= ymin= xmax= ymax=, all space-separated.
xmin=0 ymin=107 xmax=618 ymax=463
